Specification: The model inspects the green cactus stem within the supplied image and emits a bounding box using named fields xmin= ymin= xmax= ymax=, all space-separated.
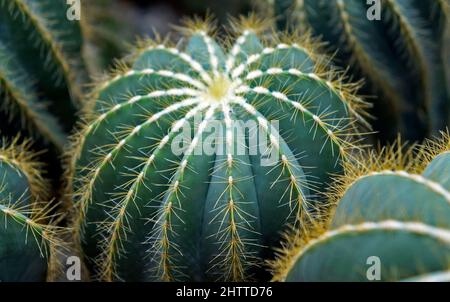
xmin=282 ymin=221 xmax=450 ymax=282
xmin=272 ymin=0 xmax=450 ymax=142
xmin=0 ymin=0 xmax=88 ymax=150
xmin=271 ymin=132 xmax=450 ymax=282
xmin=0 ymin=137 xmax=63 ymax=282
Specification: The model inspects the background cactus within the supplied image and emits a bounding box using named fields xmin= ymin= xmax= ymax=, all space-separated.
xmin=271 ymin=132 xmax=450 ymax=281
xmin=66 ymin=17 xmax=368 ymax=282
xmin=0 ymin=0 xmax=88 ymax=153
xmin=271 ymin=0 xmax=450 ymax=142
xmin=81 ymin=0 xmax=139 ymax=73
xmin=0 ymin=137 xmax=63 ymax=282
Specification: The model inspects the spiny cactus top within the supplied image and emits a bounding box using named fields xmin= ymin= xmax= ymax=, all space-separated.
xmin=271 ymin=133 xmax=450 ymax=281
xmin=272 ymin=0 xmax=450 ymax=142
xmin=0 ymin=137 xmax=62 ymax=282
xmin=0 ymin=0 xmax=88 ymax=150
xmin=67 ymin=18 xmax=367 ymax=282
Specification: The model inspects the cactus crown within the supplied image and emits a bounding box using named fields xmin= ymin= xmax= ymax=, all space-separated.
xmin=66 ymin=16 xmax=369 ymax=282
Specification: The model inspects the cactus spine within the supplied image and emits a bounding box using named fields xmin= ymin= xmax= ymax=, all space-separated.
xmin=0 ymin=137 xmax=63 ymax=282
xmin=272 ymin=132 xmax=450 ymax=281
xmin=66 ymin=17 xmax=367 ymax=282
xmin=273 ymin=0 xmax=450 ymax=142
xmin=0 ymin=0 xmax=88 ymax=150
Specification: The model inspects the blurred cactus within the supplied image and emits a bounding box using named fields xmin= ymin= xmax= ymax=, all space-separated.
xmin=66 ymin=17 xmax=368 ymax=281
xmin=0 ymin=137 xmax=63 ymax=282
xmin=272 ymin=0 xmax=450 ymax=142
xmin=272 ymin=132 xmax=450 ymax=281
xmin=0 ymin=0 xmax=89 ymax=151
xmin=82 ymin=0 xmax=139 ymax=73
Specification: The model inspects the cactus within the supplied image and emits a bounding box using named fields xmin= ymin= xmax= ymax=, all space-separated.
xmin=272 ymin=0 xmax=450 ymax=142
xmin=81 ymin=0 xmax=138 ymax=73
xmin=0 ymin=0 xmax=88 ymax=150
xmin=271 ymin=132 xmax=450 ymax=281
xmin=0 ymin=137 xmax=63 ymax=282
xmin=66 ymin=17 xmax=368 ymax=282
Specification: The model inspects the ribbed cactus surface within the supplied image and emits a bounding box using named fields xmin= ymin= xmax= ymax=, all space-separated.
xmin=0 ymin=0 xmax=88 ymax=149
xmin=0 ymin=138 xmax=61 ymax=282
xmin=273 ymin=133 xmax=450 ymax=281
xmin=67 ymin=19 xmax=367 ymax=281
xmin=273 ymin=0 xmax=450 ymax=142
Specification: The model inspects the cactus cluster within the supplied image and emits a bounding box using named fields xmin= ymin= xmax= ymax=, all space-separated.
xmin=271 ymin=132 xmax=450 ymax=281
xmin=0 ymin=138 xmax=63 ymax=282
xmin=272 ymin=0 xmax=450 ymax=142
xmin=0 ymin=0 xmax=88 ymax=151
xmin=66 ymin=18 xmax=369 ymax=282
xmin=0 ymin=0 xmax=449 ymax=283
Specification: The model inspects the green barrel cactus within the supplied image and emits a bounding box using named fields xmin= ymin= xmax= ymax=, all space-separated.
xmin=0 ymin=0 xmax=88 ymax=150
xmin=67 ymin=18 xmax=367 ymax=282
xmin=272 ymin=132 xmax=450 ymax=281
xmin=0 ymin=137 xmax=63 ymax=282
xmin=272 ymin=0 xmax=450 ymax=142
